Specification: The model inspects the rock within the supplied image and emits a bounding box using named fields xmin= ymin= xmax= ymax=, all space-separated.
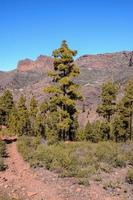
xmin=4 ymin=184 xmax=9 ymax=188
xmin=17 ymin=56 xmax=53 ymax=72
xmin=27 ymin=192 xmax=38 ymax=197
xmin=76 ymin=188 xmax=81 ymax=193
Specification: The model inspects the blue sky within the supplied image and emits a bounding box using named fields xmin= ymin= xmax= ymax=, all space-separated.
xmin=0 ymin=0 xmax=133 ymax=71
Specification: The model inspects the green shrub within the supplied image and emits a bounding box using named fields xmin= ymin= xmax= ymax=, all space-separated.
xmin=113 ymin=155 xmax=126 ymax=168
xmin=94 ymin=175 xmax=102 ymax=182
xmin=128 ymin=154 xmax=133 ymax=166
xmin=0 ymin=140 xmax=6 ymax=171
xmin=103 ymin=180 xmax=121 ymax=190
xmin=99 ymin=162 xmax=112 ymax=173
xmin=77 ymin=178 xmax=90 ymax=186
xmin=76 ymin=129 xmax=86 ymax=141
xmin=0 ymin=195 xmax=20 ymax=200
xmin=0 ymin=158 xmax=6 ymax=171
xmin=85 ymin=121 xmax=102 ymax=143
xmin=17 ymin=136 xmax=34 ymax=161
xmin=95 ymin=142 xmax=117 ymax=164
xmin=0 ymin=140 xmax=6 ymax=157
xmin=17 ymin=136 xmax=133 ymax=180
xmin=126 ymin=169 xmax=133 ymax=184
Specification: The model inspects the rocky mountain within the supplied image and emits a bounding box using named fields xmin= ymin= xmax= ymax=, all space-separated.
xmin=0 ymin=51 xmax=133 ymax=108
xmin=17 ymin=55 xmax=53 ymax=72
xmin=0 ymin=55 xmax=53 ymax=91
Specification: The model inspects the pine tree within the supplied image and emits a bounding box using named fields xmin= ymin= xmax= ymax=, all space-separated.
xmin=96 ymin=81 xmax=118 ymax=139
xmin=111 ymin=80 xmax=133 ymax=142
xmin=124 ymin=80 xmax=133 ymax=140
xmin=85 ymin=120 xmax=110 ymax=142
xmin=29 ymin=96 xmax=38 ymax=135
xmin=0 ymin=90 xmax=14 ymax=126
xmin=0 ymin=106 xmax=6 ymax=126
xmin=44 ymin=41 xmax=82 ymax=141
xmin=8 ymin=106 xmax=19 ymax=135
xmin=112 ymin=100 xmax=129 ymax=142
xmin=29 ymin=96 xmax=38 ymax=118
xmin=34 ymin=114 xmax=45 ymax=137
xmin=17 ymin=95 xmax=31 ymax=136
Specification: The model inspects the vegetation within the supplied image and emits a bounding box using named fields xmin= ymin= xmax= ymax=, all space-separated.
xmin=0 ymin=42 xmax=133 ymax=188
xmin=0 ymin=140 xmax=6 ymax=171
xmin=96 ymin=82 xmax=118 ymax=139
xmin=126 ymin=169 xmax=133 ymax=184
xmin=83 ymin=80 xmax=133 ymax=143
xmin=0 ymin=90 xmax=14 ymax=126
xmin=17 ymin=136 xmax=133 ymax=180
xmin=44 ymin=40 xmax=82 ymax=142
xmin=0 ymin=195 xmax=19 ymax=200
xmin=0 ymin=43 xmax=132 ymax=144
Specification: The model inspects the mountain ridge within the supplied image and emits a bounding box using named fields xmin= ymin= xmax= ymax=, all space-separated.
xmin=0 ymin=51 xmax=133 ymax=109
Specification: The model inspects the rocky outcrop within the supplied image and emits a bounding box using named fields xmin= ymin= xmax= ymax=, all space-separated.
xmin=17 ymin=55 xmax=53 ymax=73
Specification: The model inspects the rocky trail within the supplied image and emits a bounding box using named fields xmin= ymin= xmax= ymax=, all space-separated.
xmin=0 ymin=141 xmax=127 ymax=200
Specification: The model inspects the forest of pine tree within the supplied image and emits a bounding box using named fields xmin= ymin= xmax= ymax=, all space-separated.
xmin=0 ymin=42 xmax=133 ymax=143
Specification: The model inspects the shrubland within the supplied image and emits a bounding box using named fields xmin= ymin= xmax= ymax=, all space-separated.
xmin=17 ymin=136 xmax=133 ymax=182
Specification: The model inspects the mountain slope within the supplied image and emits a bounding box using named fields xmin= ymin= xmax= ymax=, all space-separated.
xmin=0 ymin=51 xmax=133 ymax=106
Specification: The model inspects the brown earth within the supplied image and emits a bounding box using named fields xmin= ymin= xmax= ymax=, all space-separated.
xmin=0 ymin=141 xmax=131 ymax=200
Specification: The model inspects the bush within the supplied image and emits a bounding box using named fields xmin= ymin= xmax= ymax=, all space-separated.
xmin=17 ymin=136 xmax=34 ymax=161
xmin=85 ymin=121 xmax=102 ymax=143
xmin=103 ymin=180 xmax=121 ymax=190
xmin=0 ymin=140 xmax=6 ymax=171
xmin=113 ymin=155 xmax=126 ymax=168
xmin=126 ymin=169 xmax=133 ymax=184
xmin=0 ymin=195 xmax=20 ymax=200
xmin=0 ymin=158 xmax=6 ymax=171
xmin=77 ymin=178 xmax=90 ymax=186
xmin=0 ymin=141 xmax=6 ymax=157
xmin=17 ymin=137 xmax=133 ymax=181
xmin=76 ymin=129 xmax=86 ymax=141
xmin=95 ymin=142 xmax=117 ymax=164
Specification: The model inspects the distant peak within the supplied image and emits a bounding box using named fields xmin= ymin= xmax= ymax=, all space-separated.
xmin=17 ymin=55 xmax=53 ymax=72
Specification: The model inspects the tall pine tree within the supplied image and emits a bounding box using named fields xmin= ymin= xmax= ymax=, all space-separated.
xmin=29 ymin=96 xmax=38 ymax=135
xmin=8 ymin=106 xmax=19 ymax=135
xmin=45 ymin=41 xmax=82 ymax=141
xmin=112 ymin=100 xmax=129 ymax=142
xmin=124 ymin=80 xmax=133 ymax=140
xmin=0 ymin=90 xmax=14 ymax=126
xmin=17 ymin=95 xmax=31 ymax=136
xmin=96 ymin=82 xmax=118 ymax=139
xmin=112 ymin=80 xmax=133 ymax=142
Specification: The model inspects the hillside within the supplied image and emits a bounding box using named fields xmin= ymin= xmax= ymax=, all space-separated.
xmin=0 ymin=51 xmax=133 ymax=106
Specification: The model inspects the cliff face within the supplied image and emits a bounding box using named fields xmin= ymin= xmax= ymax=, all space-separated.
xmin=0 ymin=51 xmax=133 ymax=107
xmin=0 ymin=55 xmax=53 ymax=90
xmin=17 ymin=55 xmax=53 ymax=73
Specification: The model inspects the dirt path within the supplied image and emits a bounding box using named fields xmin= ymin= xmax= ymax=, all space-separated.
xmin=0 ymin=142 xmax=127 ymax=200
xmin=0 ymin=142 xmax=62 ymax=200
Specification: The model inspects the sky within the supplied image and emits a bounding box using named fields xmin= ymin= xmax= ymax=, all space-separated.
xmin=0 ymin=0 xmax=133 ymax=71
